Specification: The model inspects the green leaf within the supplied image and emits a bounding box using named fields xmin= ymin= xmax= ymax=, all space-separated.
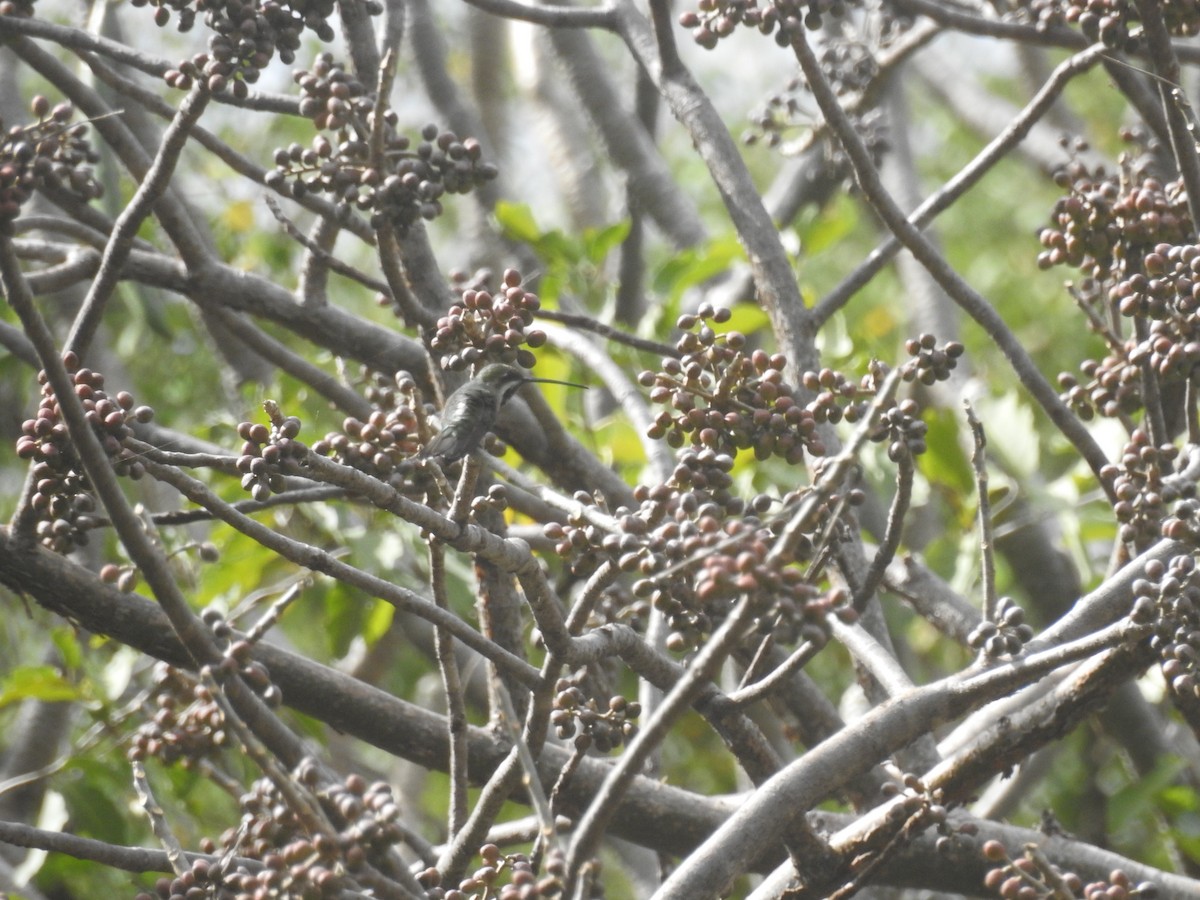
xmin=921 ymin=407 xmax=975 ymax=498
xmin=494 ymin=202 xmax=542 ymax=244
xmin=653 ymin=235 xmax=745 ymax=305
xmin=590 ymin=417 xmax=645 ymax=470
xmin=975 ymin=391 xmax=1040 ymax=478
xmin=799 ymin=196 xmax=858 ymax=254
xmin=61 ymin=757 xmax=133 ymax=843
xmin=361 ymin=599 xmax=395 ymax=646
xmin=1108 ymin=756 xmax=1185 ymax=831
xmin=50 ymin=626 xmax=83 ymax=670
xmin=1159 ymin=783 xmax=1200 ymax=817
xmin=535 ymin=230 xmax=582 ymax=265
xmin=583 ymin=220 xmax=631 ymax=264
xmin=0 ymin=666 xmax=79 ymax=708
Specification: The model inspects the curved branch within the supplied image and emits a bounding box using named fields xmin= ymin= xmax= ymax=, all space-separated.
xmin=790 ymin=27 xmax=1115 ymax=499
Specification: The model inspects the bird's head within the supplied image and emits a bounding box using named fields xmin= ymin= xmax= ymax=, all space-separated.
xmin=474 ymin=363 xmax=587 ymax=405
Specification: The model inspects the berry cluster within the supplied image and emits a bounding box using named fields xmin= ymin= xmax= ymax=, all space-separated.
xmin=1043 ymin=149 xmax=1200 ymax=429
xmin=967 ymin=596 xmax=1035 ymax=658
xmin=16 ymin=354 xmax=154 ymax=553
xmin=312 ymin=373 xmax=424 ymax=478
xmin=746 ymin=89 xmax=886 ymax=167
xmin=877 ymin=773 xmax=950 ymax=840
xmin=99 ymin=559 xmax=142 ymax=593
xmin=100 ymin=542 xmax=218 ymax=595
xmin=1162 ymin=495 xmax=1200 ymax=543
xmin=292 ymin=54 xmax=368 ymax=129
xmin=1101 ymin=429 xmax=1188 ymax=547
xmin=416 ymin=845 xmax=570 ymax=900
xmin=135 ymin=860 xmax=229 ymax=900
xmin=679 ymin=0 xmax=852 ymax=49
xmin=1037 ymin=160 xmax=1192 ymax=281
xmin=1058 ymin=346 xmax=1141 ymax=421
xmin=128 ymin=664 xmax=227 ymax=766
xmin=128 ymin=612 xmax=283 ymax=768
xmin=470 ymin=483 xmax=511 ymax=519
xmin=265 ymin=55 xmax=497 ymax=234
xmin=153 ymin=0 xmax=361 ymax=97
xmin=0 ymin=97 xmax=102 ymax=236
xmin=1131 ymin=554 xmax=1200 ymax=705
xmin=744 ymin=75 xmax=803 ymax=150
xmin=551 ymin=678 xmax=641 ymax=753
xmin=870 ymin=398 xmax=928 ymax=463
xmin=902 ymin=333 xmax=965 ymax=385
xmin=1016 ymin=0 xmax=1068 ymax=30
xmin=982 ymin=840 xmax=1158 ymax=898
xmin=235 ymin=405 xmax=307 ymax=502
xmin=1059 ymin=0 xmax=1200 ymax=51
xmin=543 ymin=483 xmax=858 ymax=652
xmin=430 ymin=268 xmax=547 ymax=372
xmin=217 ymin=635 xmax=283 ymax=708
xmin=641 ymin=307 xmax=824 ymax=464
xmin=538 ymin=322 xmax=948 ymax=651
xmin=687 ymin=519 xmax=853 ymax=647
xmin=542 ymin=491 xmax=632 ymax=576
xmin=810 ymin=356 xmax=942 ymax=463
xmin=138 ymin=771 xmax=405 ymax=900
xmin=1115 ymin=242 xmax=1200 ymax=383
xmin=742 ymin=36 xmax=890 ymax=166
xmin=802 ymin=367 xmax=866 ymax=425
xmin=130 ymin=0 xmax=198 ymax=33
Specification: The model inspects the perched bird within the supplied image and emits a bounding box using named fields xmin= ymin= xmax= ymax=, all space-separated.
xmin=423 ymin=363 xmax=587 ymax=463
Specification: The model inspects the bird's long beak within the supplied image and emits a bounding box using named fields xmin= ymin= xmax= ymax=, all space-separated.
xmin=526 ymin=376 xmax=588 ymax=390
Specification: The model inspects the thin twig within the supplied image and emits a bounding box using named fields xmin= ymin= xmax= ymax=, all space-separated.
xmin=435 ymin=662 xmax=561 ymax=884
xmin=494 ymin=683 xmax=559 ymax=853
xmin=133 ymin=452 xmax=543 ymax=689
xmin=203 ymin=305 xmax=376 ymax=418
xmin=243 ymin=579 xmax=311 ymax=645
xmin=813 ymin=42 xmax=1109 ymax=326
xmin=965 ymin=403 xmax=997 ymax=623
xmin=463 ymin=0 xmax=617 ymax=28
xmin=65 ymin=82 xmax=211 ymax=357
xmin=789 ymin=27 xmax=1114 ymax=501
xmin=535 ymin=308 xmax=678 ymax=357
xmin=0 ymin=14 xmax=298 ymax=111
xmin=428 ymin=538 xmax=470 ymax=838
xmin=852 ymin=454 xmax=914 ymax=612
xmin=296 ymin=213 xmax=340 ymax=307
xmin=263 ymin=194 xmax=390 ymax=296
xmin=0 ymin=819 xmax=263 ymax=877
xmin=565 ymin=560 xmax=620 ymax=634
xmin=727 ymin=638 xmax=821 ymax=707
xmin=617 ymin=0 xmax=817 ymax=374
xmin=537 ymin=322 xmax=675 ymax=482
xmin=22 ymin=248 xmax=102 ymax=294
xmin=448 ymin=455 xmax=482 ymax=525
xmin=131 ymin=761 xmax=188 ymax=876
xmin=372 ymin=47 xmax=435 ymax=330
xmin=1131 ymin=0 xmax=1200 ymax=228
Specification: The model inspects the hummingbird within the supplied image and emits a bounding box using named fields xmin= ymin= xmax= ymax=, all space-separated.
xmin=423 ymin=363 xmax=588 ymax=463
